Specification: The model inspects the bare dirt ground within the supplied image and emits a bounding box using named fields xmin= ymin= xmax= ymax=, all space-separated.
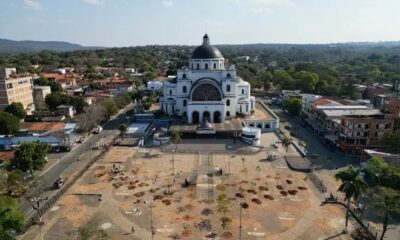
xmin=21 ymin=136 xmax=351 ymax=240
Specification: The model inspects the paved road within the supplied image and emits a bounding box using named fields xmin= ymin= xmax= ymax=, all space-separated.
xmin=19 ymin=103 xmax=135 ymax=217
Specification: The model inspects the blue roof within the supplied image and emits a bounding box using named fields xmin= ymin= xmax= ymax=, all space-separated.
xmin=0 ymin=136 xmax=63 ymax=147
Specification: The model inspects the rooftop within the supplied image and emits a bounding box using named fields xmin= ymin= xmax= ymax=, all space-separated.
xmin=321 ymin=108 xmax=382 ymax=117
xmin=21 ymin=122 xmax=66 ymax=132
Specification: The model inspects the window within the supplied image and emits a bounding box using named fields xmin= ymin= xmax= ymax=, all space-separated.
xmin=182 ymin=86 xmax=187 ymax=93
xmin=205 ymin=63 xmax=208 ymax=69
xmin=226 ymin=111 xmax=230 ymax=117
xmin=6 ymin=83 xmax=13 ymax=89
xmin=242 ymin=89 xmax=244 ymax=95
xmin=226 ymin=85 xmax=230 ymax=92
xmin=169 ymin=89 xmax=172 ymax=95
xmin=197 ymin=63 xmax=200 ymax=70
xmin=183 ymin=100 xmax=187 ymax=107
xmin=213 ymin=63 xmax=216 ymax=69
xmin=226 ymin=99 xmax=230 ymax=106
xmin=182 ymin=74 xmax=186 ymax=78
xmin=227 ymin=73 xmax=231 ymax=78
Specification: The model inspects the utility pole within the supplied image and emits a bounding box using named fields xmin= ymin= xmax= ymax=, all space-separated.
xmin=30 ymin=196 xmax=48 ymax=240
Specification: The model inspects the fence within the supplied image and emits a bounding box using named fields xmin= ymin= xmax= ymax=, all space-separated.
xmin=22 ymin=136 xmax=117 ymax=232
xmin=324 ymin=195 xmax=380 ymax=240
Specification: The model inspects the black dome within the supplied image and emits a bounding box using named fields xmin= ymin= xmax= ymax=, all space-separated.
xmin=191 ymin=34 xmax=223 ymax=59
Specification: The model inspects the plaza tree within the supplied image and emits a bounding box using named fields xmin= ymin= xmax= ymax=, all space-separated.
xmin=0 ymin=112 xmax=21 ymax=134
xmin=368 ymin=187 xmax=400 ymax=240
xmin=334 ymin=166 xmax=368 ymax=232
xmin=282 ymin=136 xmax=291 ymax=152
xmin=380 ymin=130 xmax=400 ymax=150
xmin=171 ymin=131 xmax=182 ymax=144
xmin=4 ymin=102 xmax=26 ymax=120
xmin=14 ymin=142 xmax=50 ymax=172
xmin=118 ymin=124 xmax=128 ymax=139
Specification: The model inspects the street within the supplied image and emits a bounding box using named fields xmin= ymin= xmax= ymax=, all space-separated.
xmin=19 ymin=103 xmax=135 ymax=218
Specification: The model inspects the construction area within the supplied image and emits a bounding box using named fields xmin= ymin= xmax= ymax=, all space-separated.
xmin=21 ymin=134 xmax=350 ymax=240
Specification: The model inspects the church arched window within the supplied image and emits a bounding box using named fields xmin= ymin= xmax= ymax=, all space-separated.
xmin=226 ymin=99 xmax=230 ymax=106
xmin=226 ymin=111 xmax=230 ymax=117
xmin=169 ymin=89 xmax=172 ymax=95
xmin=213 ymin=63 xmax=217 ymax=69
xmin=182 ymin=74 xmax=186 ymax=79
xmin=241 ymin=89 xmax=244 ymax=95
xmin=182 ymin=86 xmax=187 ymax=93
xmin=205 ymin=63 xmax=208 ymax=70
xmin=183 ymin=100 xmax=187 ymax=107
xmin=226 ymin=85 xmax=230 ymax=92
xmin=227 ymin=73 xmax=231 ymax=78
xmin=197 ymin=63 xmax=200 ymax=70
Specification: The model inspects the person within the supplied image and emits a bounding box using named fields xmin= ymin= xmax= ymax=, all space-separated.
xmin=131 ymin=226 xmax=135 ymax=234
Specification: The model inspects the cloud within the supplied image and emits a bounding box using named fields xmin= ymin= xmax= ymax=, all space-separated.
xmin=251 ymin=0 xmax=294 ymax=6
xmin=251 ymin=8 xmax=273 ymax=14
xmin=23 ymin=0 xmax=42 ymax=11
xmin=82 ymin=0 xmax=104 ymax=5
xmin=162 ymin=1 xmax=174 ymax=7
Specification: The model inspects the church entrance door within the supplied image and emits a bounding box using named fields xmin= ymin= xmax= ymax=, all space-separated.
xmin=192 ymin=111 xmax=199 ymax=124
xmin=213 ymin=111 xmax=221 ymax=123
xmin=203 ymin=111 xmax=211 ymax=123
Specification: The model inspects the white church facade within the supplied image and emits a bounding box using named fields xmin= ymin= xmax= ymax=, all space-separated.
xmin=160 ymin=34 xmax=256 ymax=124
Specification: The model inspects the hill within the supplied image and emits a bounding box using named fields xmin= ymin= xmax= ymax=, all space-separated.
xmin=0 ymin=39 xmax=103 ymax=55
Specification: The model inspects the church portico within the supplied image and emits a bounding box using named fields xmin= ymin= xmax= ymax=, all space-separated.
xmin=187 ymin=101 xmax=226 ymax=124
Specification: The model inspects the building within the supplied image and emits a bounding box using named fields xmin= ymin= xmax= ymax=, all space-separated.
xmin=33 ymin=85 xmax=51 ymax=110
xmin=0 ymin=68 xmax=34 ymax=110
xmin=147 ymin=80 xmax=163 ymax=92
xmin=160 ymin=34 xmax=255 ymax=124
xmin=301 ymin=94 xmax=322 ymax=114
xmin=339 ymin=112 xmax=394 ymax=150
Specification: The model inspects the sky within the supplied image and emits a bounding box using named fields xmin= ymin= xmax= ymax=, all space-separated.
xmin=0 ymin=0 xmax=400 ymax=47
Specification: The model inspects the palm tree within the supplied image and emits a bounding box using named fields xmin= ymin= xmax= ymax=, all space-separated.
xmin=335 ymin=166 xmax=368 ymax=233
xmin=282 ymin=136 xmax=291 ymax=152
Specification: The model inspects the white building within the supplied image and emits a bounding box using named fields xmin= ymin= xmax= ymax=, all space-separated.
xmin=147 ymin=80 xmax=163 ymax=91
xmin=160 ymin=34 xmax=255 ymax=124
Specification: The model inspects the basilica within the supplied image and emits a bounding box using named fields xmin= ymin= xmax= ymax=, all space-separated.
xmin=160 ymin=34 xmax=256 ymax=124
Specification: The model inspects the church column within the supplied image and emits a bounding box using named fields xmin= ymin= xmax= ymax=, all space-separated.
xmin=188 ymin=110 xmax=192 ymax=124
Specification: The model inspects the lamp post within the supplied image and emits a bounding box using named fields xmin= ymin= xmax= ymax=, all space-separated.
xmin=227 ymin=145 xmax=232 ymax=176
xmin=145 ymin=200 xmax=154 ymax=240
xmin=239 ymin=201 xmax=244 ymax=240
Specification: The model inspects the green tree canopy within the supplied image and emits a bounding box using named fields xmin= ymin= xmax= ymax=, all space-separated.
xmin=284 ymin=98 xmax=302 ymax=117
xmin=0 ymin=196 xmax=25 ymax=240
xmin=380 ymin=130 xmax=400 ymax=150
xmin=272 ymin=70 xmax=294 ymax=89
xmin=4 ymin=102 xmax=26 ymax=120
xmin=103 ymin=98 xmax=118 ymax=116
xmin=14 ymin=142 xmax=50 ymax=172
xmin=45 ymin=92 xmax=86 ymax=113
xmin=0 ymin=112 xmax=20 ymax=135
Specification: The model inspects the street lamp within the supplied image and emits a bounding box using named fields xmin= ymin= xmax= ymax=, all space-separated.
xmin=227 ymin=145 xmax=232 ymax=176
xmin=30 ymin=196 xmax=48 ymax=240
xmin=171 ymin=148 xmax=176 ymax=176
xmin=145 ymin=200 xmax=154 ymax=240
xmin=239 ymin=201 xmax=244 ymax=240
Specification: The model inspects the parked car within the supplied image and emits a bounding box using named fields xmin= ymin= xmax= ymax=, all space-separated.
xmin=92 ymin=126 xmax=103 ymax=134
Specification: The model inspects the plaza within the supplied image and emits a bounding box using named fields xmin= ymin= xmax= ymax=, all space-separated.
xmin=21 ymin=133 xmax=350 ymax=240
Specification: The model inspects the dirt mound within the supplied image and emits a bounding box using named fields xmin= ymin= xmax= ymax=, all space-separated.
xmin=286 ymin=179 xmax=293 ymax=184
xmin=288 ymin=190 xmax=298 ymax=195
xmin=264 ymin=195 xmax=274 ymax=200
xmin=221 ymin=231 xmax=233 ymax=238
xmin=235 ymin=193 xmax=244 ymax=198
xmin=251 ymin=198 xmax=262 ymax=205
xmin=280 ymin=191 xmax=288 ymax=196
xmin=298 ymin=186 xmax=307 ymax=190
xmin=276 ymin=185 xmax=284 ymax=190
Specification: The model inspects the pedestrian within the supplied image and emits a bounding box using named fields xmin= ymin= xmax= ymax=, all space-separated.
xmin=131 ymin=226 xmax=135 ymax=234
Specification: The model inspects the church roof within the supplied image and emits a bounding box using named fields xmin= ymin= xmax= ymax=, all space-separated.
xmin=191 ymin=34 xmax=223 ymax=59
